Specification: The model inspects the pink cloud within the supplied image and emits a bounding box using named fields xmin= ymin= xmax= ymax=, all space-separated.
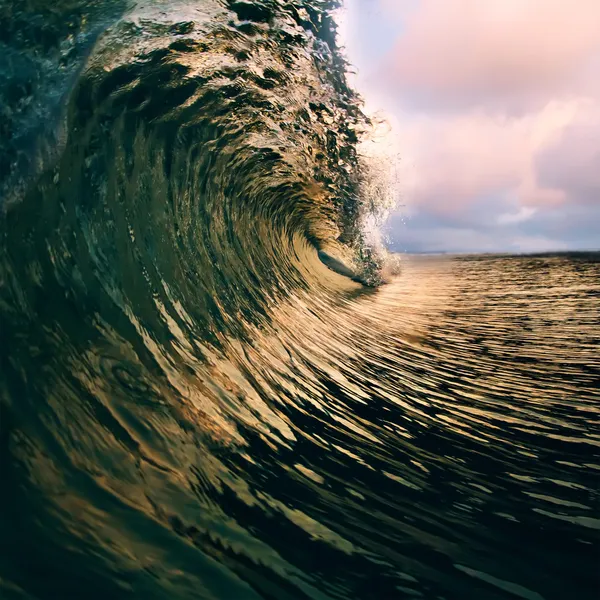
xmin=390 ymin=98 xmax=597 ymax=225
xmin=535 ymin=105 xmax=600 ymax=206
xmin=383 ymin=0 xmax=600 ymax=113
xmin=344 ymin=0 xmax=600 ymax=251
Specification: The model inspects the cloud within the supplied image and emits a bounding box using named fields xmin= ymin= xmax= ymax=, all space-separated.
xmin=386 ymin=202 xmax=600 ymax=254
xmin=384 ymin=98 xmax=599 ymax=251
xmin=535 ymin=104 xmax=600 ymax=206
xmin=342 ymin=0 xmax=600 ymax=252
xmin=392 ymin=100 xmax=583 ymax=213
xmin=497 ymin=207 xmax=536 ymax=225
xmin=380 ymin=0 xmax=600 ymax=114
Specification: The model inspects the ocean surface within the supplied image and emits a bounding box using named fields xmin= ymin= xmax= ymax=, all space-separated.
xmin=1 ymin=1 xmax=599 ymax=599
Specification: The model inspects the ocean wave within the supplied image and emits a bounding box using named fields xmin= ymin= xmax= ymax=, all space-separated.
xmin=1 ymin=2 xmax=599 ymax=600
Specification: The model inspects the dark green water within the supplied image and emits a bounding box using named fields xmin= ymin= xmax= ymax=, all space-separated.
xmin=1 ymin=1 xmax=599 ymax=599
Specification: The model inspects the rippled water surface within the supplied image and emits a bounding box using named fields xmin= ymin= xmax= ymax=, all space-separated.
xmin=1 ymin=1 xmax=599 ymax=599
xmin=3 ymin=251 xmax=599 ymax=600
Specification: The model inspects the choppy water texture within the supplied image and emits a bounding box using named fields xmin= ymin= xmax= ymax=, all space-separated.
xmin=1 ymin=1 xmax=600 ymax=599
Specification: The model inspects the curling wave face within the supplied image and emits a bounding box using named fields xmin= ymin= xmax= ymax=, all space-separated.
xmin=1 ymin=2 xmax=599 ymax=600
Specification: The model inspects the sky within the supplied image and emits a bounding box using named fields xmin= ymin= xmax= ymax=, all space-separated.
xmin=338 ymin=0 xmax=600 ymax=253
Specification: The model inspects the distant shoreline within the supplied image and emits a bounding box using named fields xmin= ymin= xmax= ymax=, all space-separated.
xmin=393 ymin=249 xmax=600 ymax=258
